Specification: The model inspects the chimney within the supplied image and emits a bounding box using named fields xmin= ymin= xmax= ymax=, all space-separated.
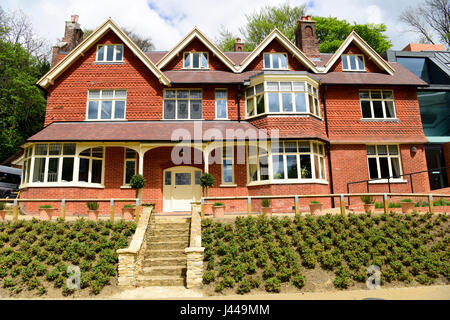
xmin=294 ymin=15 xmax=320 ymax=58
xmin=234 ymin=38 xmax=244 ymax=52
xmin=51 ymin=14 xmax=84 ymax=67
xmin=402 ymin=43 xmax=445 ymax=52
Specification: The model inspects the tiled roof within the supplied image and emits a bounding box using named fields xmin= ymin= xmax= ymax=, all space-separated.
xmin=27 ymin=121 xmax=269 ymax=142
xmin=163 ymin=70 xmax=260 ymax=83
xmin=146 ymin=51 xmax=252 ymax=66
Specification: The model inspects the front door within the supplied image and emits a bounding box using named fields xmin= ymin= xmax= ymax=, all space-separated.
xmin=163 ymin=166 xmax=202 ymax=212
xmin=425 ymin=144 xmax=449 ymax=190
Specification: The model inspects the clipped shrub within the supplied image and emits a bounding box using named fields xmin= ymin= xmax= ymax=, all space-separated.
xmin=261 ymin=198 xmax=271 ymax=208
xmin=129 ymin=174 xmax=146 ymax=190
xmin=292 ymin=274 xmax=306 ymax=289
xmin=202 ymin=271 xmax=216 ymax=284
xmin=86 ymin=202 xmax=99 ymax=210
xmin=265 ymin=277 xmax=281 ymax=293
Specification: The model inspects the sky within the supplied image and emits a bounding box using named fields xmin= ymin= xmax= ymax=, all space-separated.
xmin=1 ymin=0 xmax=427 ymax=52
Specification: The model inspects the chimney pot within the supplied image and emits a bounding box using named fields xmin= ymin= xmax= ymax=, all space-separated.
xmin=236 ymin=38 xmax=241 ymax=43
xmin=71 ymin=14 xmax=79 ymax=23
xmin=234 ymin=38 xmax=245 ymax=52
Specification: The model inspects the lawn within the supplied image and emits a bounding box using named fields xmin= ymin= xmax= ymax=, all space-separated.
xmin=201 ymin=212 xmax=449 ymax=295
xmin=0 ymin=218 xmax=136 ymax=297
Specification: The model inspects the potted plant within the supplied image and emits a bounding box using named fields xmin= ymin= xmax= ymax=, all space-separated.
xmin=360 ymin=195 xmax=375 ymax=213
xmin=0 ymin=202 xmax=6 ymax=221
xmin=39 ymin=205 xmax=55 ymax=220
xmin=122 ymin=204 xmax=135 ymax=220
xmin=400 ymin=199 xmax=415 ymax=214
xmin=130 ymin=174 xmax=146 ymax=203
xmin=301 ymin=168 xmax=310 ymax=179
xmin=212 ymin=202 xmax=225 ymax=218
xmin=261 ymin=198 xmax=272 ymax=217
xmin=86 ymin=201 xmax=99 ymax=221
xmin=309 ymin=201 xmax=322 ymax=215
xmin=199 ymin=173 xmax=215 ymax=197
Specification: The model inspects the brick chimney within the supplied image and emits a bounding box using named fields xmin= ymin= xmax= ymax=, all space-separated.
xmin=402 ymin=43 xmax=445 ymax=52
xmin=51 ymin=15 xmax=84 ymax=67
xmin=234 ymin=38 xmax=244 ymax=52
xmin=294 ymin=15 xmax=320 ymax=58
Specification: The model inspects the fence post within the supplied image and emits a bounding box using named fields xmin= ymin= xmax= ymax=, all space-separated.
xmin=383 ymin=193 xmax=389 ymax=214
xmin=294 ymin=195 xmax=299 ymax=215
xmin=248 ymin=197 xmax=252 ymax=216
xmin=12 ymin=198 xmax=18 ymax=222
xmin=61 ymin=199 xmax=66 ymax=221
xmin=110 ymin=199 xmax=115 ymax=223
xmin=340 ymin=194 xmax=346 ymax=215
xmin=135 ymin=198 xmax=140 ymax=223
xmin=428 ymin=194 xmax=433 ymax=214
xmin=201 ymin=198 xmax=205 ymax=220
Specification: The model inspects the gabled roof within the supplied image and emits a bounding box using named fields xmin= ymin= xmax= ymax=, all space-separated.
xmin=238 ymin=28 xmax=319 ymax=72
xmin=156 ymin=27 xmax=238 ymax=72
xmin=322 ymin=31 xmax=395 ymax=75
xmin=37 ymin=18 xmax=171 ymax=89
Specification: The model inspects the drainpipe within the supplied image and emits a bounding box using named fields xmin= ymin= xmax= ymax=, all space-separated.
xmin=237 ymin=84 xmax=241 ymax=122
xmin=322 ymin=84 xmax=335 ymax=208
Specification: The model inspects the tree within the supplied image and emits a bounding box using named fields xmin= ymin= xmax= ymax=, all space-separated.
xmin=215 ymin=26 xmax=253 ymax=52
xmin=400 ymin=0 xmax=450 ymax=48
xmin=83 ymin=27 xmax=154 ymax=52
xmin=216 ymin=3 xmax=392 ymax=55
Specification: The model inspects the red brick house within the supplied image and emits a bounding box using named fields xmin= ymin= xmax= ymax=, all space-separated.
xmin=19 ymin=15 xmax=430 ymax=214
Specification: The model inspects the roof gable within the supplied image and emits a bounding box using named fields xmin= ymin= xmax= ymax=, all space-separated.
xmin=238 ymin=29 xmax=318 ymax=72
xmin=322 ymin=31 xmax=395 ymax=75
xmin=156 ymin=28 xmax=238 ymax=72
xmin=37 ymin=18 xmax=170 ymax=89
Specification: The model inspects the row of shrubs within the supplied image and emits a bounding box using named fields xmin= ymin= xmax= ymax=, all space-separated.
xmin=202 ymin=212 xmax=449 ymax=294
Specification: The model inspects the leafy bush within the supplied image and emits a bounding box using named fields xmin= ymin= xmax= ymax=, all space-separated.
xmin=265 ymin=277 xmax=281 ymax=293
xmin=291 ymin=274 xmax=306 ymax=289
xmin=360 ymin=196 xmax=374 ymax=204
xmin=86 ymin=202 xmax=99 ymax=210
xmin=129 ymin=174 xmax=146 ymax=190
xmin=261 ymin=198 xmax=271 ymax=208
xmin=202 ymin=271 xmax=215 ymax=284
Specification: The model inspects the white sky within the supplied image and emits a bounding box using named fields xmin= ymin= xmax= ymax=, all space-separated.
xmin=2 ymin=0 xmax=427 ymax=52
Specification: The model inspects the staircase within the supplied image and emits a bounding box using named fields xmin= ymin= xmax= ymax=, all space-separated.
xmin=136 ymin=215 xmax=191 ymax=286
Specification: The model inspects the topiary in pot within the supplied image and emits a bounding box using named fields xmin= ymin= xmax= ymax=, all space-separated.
xmin=199 ymin=173 xmax=215 ymax=198
xmin=212 ymin=202 xmax=225 ymax=218
xmin=261 ymin=198 xmax=272 ymax=217
xmin=360 ymin=195 xmax=375 ymax=213
xmin=86 ymin=201 xmax=99 ymax=221
xmin=130 ymin=174 xmax=146 ymax=202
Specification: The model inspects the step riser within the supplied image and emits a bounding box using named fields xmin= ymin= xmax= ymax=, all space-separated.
xmin=141 ymin=268 xmax=186 ymax=277
xmin=151 ymin=223 xmax=190 ymax=230
xmin=149 ymin=242 xmax=188 ymax=250
xmin=144 ymin=258 xmax=186 ymax=267
xmin=136 ymin=279 xmax=185 ymax=286
xmin=146 ymin=250 xmax=186 ymax=258
xmin=147 ymin=235 xmax=189 ymax=242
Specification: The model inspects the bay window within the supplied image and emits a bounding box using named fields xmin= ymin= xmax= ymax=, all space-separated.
xmin=367 ymin=145 xmax=402 ymax=180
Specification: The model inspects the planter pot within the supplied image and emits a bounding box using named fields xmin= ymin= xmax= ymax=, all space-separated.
xmin=212 ymin=206 xmax=225 ymax=218
xmin=39 ymin=208 xmax=55 ymax=221
xmin=0 ymin=210 xmax=5 ymax=221
xmin=400 ymin=202 xmax=415 ymax=214
xmin=364 ymin=204 xmax=375 ymax=213
xmin=88 ymin=210 xmax=99 ymax=221
xmin=262 ymin=207 xmax=272 ymax=217
xmin=122 ymin=207 xmax=135 ymax=220
xmin=309 ymin=203 xmax=322 ymax=215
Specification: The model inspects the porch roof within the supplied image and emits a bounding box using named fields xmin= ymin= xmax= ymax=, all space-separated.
xmin=27 ymin=121 xmax=270 ymax=142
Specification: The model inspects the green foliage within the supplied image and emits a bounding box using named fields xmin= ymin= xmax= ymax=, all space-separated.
xmin=0 ymin=202 xmax=5 ymax=210
xmin=199 ymin=173 xmax=215 ymax=197
xmin=212 ymin=202 xmax=225 ymax=207
xmin=122 ymin=204 xmax=134 ymax=209
xmin=291 ymin=274 xmax=306 ymax=289
xmin=203 ymin=271 xmax=216 ymax=284
xmin=360 ymin=196 xmax=375 ymax=204
xmin=265 ymin=277 xmax=281 ymax=293
xmin=129 ymin=174 xmax=145 ymax=190
xmin=39 ymin=205 xmax=52 ymax=209
xmin=261 ymin=198 xmax=271 ymax=208
xmin=400 ymin=199 xmax=413 ymax=203
xmin=309 ymin=201 xmax=321 ymax=204
xmin=86 ymin=202 xmax=99 ymax=210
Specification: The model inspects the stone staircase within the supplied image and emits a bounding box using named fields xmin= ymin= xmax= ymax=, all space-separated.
xmin=136 ymin=215 xmax=191 ymax=286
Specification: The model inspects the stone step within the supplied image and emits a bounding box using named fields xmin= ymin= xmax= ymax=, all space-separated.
xmin=148 ymin=241 xmax=188 ymax=250
xmin=146 ymin=249 xmax=186 ymax=258
xmin=153 ymin=217 xmax=191 ymax=224
xmin=143 ymin=257 xmax=186 ymax=267
xmin=149 ymin=228 xmax=190 ymax=237
xmin=141 ymin=266 xmax=186 ymax=277
xmin=147 ymin=234 xmax=189 ymax=243
xmin=151 ymin=222 xmax=190 ymax=230
xmin=136 ymin=275 xmax=185 ymax=286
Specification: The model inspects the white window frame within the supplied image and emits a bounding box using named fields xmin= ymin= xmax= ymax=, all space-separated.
xmin=77 ymin=147 xmax=105 ymax=185
xmin=342 ymin=54 xmax=365 ymax=71
xmin=183 ymin=52 xmax=209 ymax=69
xmin=163 ymin=89 xmax=203 ymax=120
xmin=359 ymin=89 xmax=396 ymax=120
xmin=86 ymin=89 xmax=127 ymax=121
xmin=221 ymin=145 xmax=235 ymax=185
xmin=96 ymin=44 xmax=124 ymax=62
xmin=123 ymin=148 xmax=137 ymax=186
xmin=215 ymin=89 xmax=228 ymax=119
xmin=366 ymin=144 xmax=404 ymax=182
xmin=263 ymin=52 xmax=289 ymax=70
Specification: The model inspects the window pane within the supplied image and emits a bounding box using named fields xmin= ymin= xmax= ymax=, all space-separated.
xmin=280 ymin=82 xmax=291 ymax=91
xmin=32 ymin=158 xmax=46 ymax=182
xmin=300 ymin=155 xmax=312 ymax=178
xmin=125 ymin=160 xmax=135 ymax=184
xmin=177 ymin=100 xmax=189 ymax=119
xmin=165 ymin=171 xmax=171 ymax=185
xmin=379 ymin=157 xmax=389 ymax=178
xmin=79 ymin=158 xmax=89 ymax=182
xmin=357 ymin=56 xmax=364 ymax=70
xmin=309 ymin=95 xmax=314 ymax=114
xmin=371 ymin=91 xmax=382 ymax=99
xmin=267 ymin=82 xmax=278 ymax=91
xmin=164 ymin=90 xmax=176 ymax=98
xmin=260 ymin=156 xmax=269 ymax=180
xmin=49 ymin=144 xmax=61 ymax=155
xmin=63 ymin=144 xmax=75 ymax=155
xmin=183 ymin=54 xmax=190 ymax=68
xmin=320 ymin=157 xmax=326 ymax=179
xmin=115 ymin=45 xmax=123 ymax=61
xmin=89 ymin=90 xmax=100 ymax=99
xmin=284 ymin=142 xmax=297 ymax=153
xmin=223 ymin=159 xmax=233 ymax=183
xmin=270 ymin=142 xmax=283 ymax=153
xmin=349 ymin=55 xmax=357 ymax=70
xmin=164 ymin=100 xmax=175 ymax=119
xmin=272 ymin=155 xmax=284 ymax=179
xmin=190 ymin=90 xmax=202 ymax=99
xmin=295 ymin=93 xmax=307 ymax=112
xmin=272 ymin=54 xmax=279 ymax=69
xmin=268 ymin=93 xmax=280 ymax=112
xmin=388 ymin=145 xmax=398 ymax=155
xmin=190 ymin=100 xmax=202 ymax=119
xmin=256 ymin=94 xmax=265 ymax=114
xmin=342 ymin=55 xmax=348 ymax=70
xmin=35 ymin=144 xmax=48 ymax=156
xmin=126 ymin=149 xmax=137 ymax=159
xmin=215 ymin=89 xmax=227 ymax=99
xmin=115 ymin=101 xmax=125 ymax=119
xmin=97 ymin=46 xmax=104 ymax=61
xmin=382 ymin=91 xmax=393 ymax=99
xmin=192 ymin=53 xmax=200 ymax=68
xmin=80 ymin=149 xmax=91 ymax=157
xmin=361 ymin=101 xmax=372 ymax=118
xmin=255 ymin=83 xmax=264 ymax=94
xmin=247 ymin=98 xmax=254 ymax=116
xmin=177 ymin=90 xmax=188 ymax=99
xmin=282 ymin=93 xmax=293 ymax=112
xmin=195 ymin=171 xmax=201 ymax=185
xmin=286 ymin=155 xmax=298 ymax=179
xmin=385 ymin=101 xmax=395 ymax=118
xmin=92 ymin=159 xmax=102 ymax=183
xmin=373 ymin=101 xmax=383 ymax=118
xmin=201 ymin=53 xmax=208 ymax=68
xmin=246 ymin=87 xmax=254 ymax=97
xmin=249 ymin=164 xmax=258 ymax=182
xmin=216 ymin=100 xmax=227 ymax=119
xmin=115 ymin=90 xmax=127 ymax=98
xmin=62 ymin=158 xmax=74 ymax=182
xmin=368 ymin=158 xmax=378 ymax=179
xmin=175 ymin=173 xmax=191 ymax=185
xmin=359 ymin=90 xmax=370 ymax=99
xmin=293 ymin=82 xmax=305 ymax=91
xmin=298 ymin=142 xmax=310 ymax=152
xmin=101 ymin=101 xmax=113 ymax=119
xmin=377 ymin=145 xmax=387 ymax=155
xmin=280 ymin=54 xmax=288 ymax=69
xmin=391 ymin=158 xmax=401 ymax=178
xmin=264 ymin=54 xmax=271 ymax=68
xmin=90 ymin=148 xmax=102 ymax=159
xmin=88 ymin=101 xmax=99 ymax=119
xmin=366 ymin=145 xmax=376 ymax=155
xmin=106 ymin=45 xmax=114 ymax=61
xmin=47 ymin=158 xmax=59 ymax=182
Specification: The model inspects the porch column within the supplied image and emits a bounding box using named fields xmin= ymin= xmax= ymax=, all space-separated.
xmin=203 ymin=150 xmax=209 ymax=173
xmin=138 ymin=151 xmax=144 ymax=175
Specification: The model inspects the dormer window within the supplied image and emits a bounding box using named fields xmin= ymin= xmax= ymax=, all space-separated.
xmin=342 ymin=54 xmax=365 ymax=71
xmin=96 ymin=44 xmax=123 ymax=62
xmin=183 ymin=52 xmax=208 ymax=69
xmin=263 ymin=53 xmax=288 ymax=69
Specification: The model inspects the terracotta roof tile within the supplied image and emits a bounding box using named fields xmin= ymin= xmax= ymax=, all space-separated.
xmin=163 ymin=70 xmax=259 ymax=84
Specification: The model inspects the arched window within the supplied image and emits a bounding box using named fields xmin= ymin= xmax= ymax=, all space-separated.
xmin=78 ymin=147 xmax=104 ymax=184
